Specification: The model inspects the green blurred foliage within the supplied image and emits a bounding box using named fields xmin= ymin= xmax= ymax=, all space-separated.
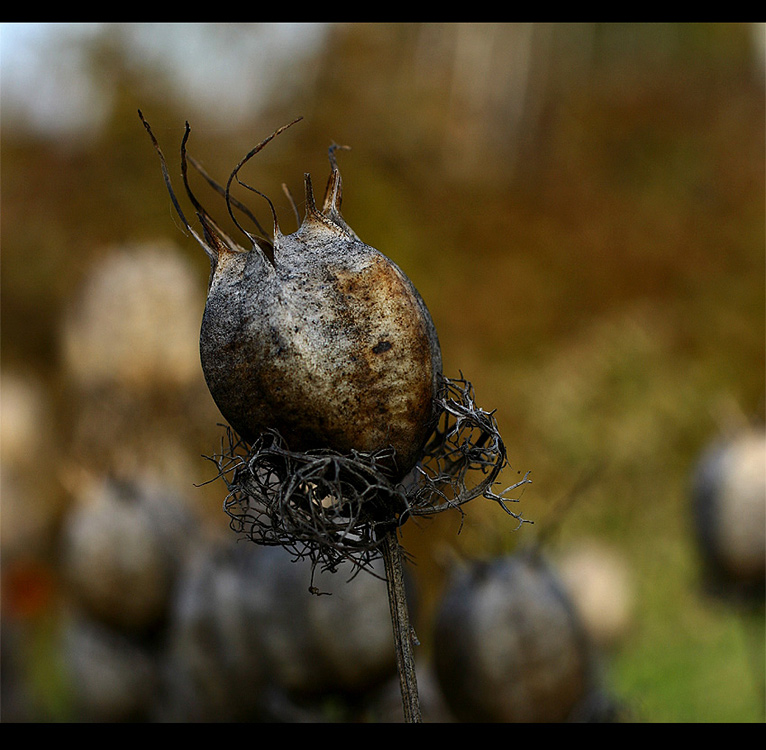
xmin=1 ymin=22 xmax=764 ymax=722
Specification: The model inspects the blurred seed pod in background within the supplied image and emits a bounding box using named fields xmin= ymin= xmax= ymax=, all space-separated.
xmin=157 ymin=539 xmax=269 ymax=722
xmin=432 ymin=550 xmax=607 ymax=723
xmin=157 ymin=540 xmax=413 ymax=721
xmin=361 ymin=659 xmax=455 ymax=723
xmin=0 ymin=370 xmax=48 ymax=468
xmin=60 ymin=475 xmax=200 ymax=634
xmin=60 ymin=611 xmax=159 ymax=722
xmin=60 ymin=241 xmax=203 ymax=393
xmin=691 ymin=427 xmax=766 ymax=603
xmin=57 ymin=242 xmax=222 ymax=505
xmin=556 ymin=541 xmax=635 ymax=650
xmin=247 ymin=546 xmax=401 ymax=699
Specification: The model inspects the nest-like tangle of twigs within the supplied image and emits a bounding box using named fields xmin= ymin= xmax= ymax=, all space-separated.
xmin=207 ymin=375 xmax=531 ymax=574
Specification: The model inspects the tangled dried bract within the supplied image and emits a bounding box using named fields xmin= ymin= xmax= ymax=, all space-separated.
xmin=208 ymin=375 xmax=531 ymax=575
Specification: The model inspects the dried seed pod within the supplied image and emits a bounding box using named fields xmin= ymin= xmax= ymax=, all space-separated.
xmin=60 ymin=476 xmax=198 ymax=632
xmin=158 ymin=540 xmax=269 ymax=722
xmin=141 ymin=113 xmax=530 ymax=576
xmin=141 ymin=113 xmax=442 ymax=481
xmin=246 ymin=545 xmax=398 ymax=697
xmin=60 ymin=611 xmax=158 ymax=722
xmin=433 ymin=552 xmax=597 ymax=723
xmin=691 ymin=428 xmax=766 ymax=601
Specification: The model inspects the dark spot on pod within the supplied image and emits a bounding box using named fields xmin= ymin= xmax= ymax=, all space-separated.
xmin=372 ymin=340 xmax=392 ymax=354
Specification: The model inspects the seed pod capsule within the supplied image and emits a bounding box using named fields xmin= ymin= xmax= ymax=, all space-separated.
xmin=141 ymin=114 xmax=442 ymax=481
xmin=202 ymin=169 xmax=443 ymax=479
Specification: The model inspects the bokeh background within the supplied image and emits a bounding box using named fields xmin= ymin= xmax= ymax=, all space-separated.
xmin=1 ymin=22 xmax=764 ymax=722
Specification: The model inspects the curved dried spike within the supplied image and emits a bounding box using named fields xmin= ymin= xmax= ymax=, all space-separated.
xmin=316 ymin=143 xmax=358 ymax=239
xmin=282 ymin=183 xmax=301 ymax=230
xmin=302 ymin=171 xmax=350 ymax=236
xmin=224 ymin=117 xmax=303 ymax=254
xmin=179 ymin=122 xmax=247 ymax=262
xmin=187 ymin=153 xmax=272 ymax=241
xmin=138 ymin=110 xmax=217 ymax=262
xmin=232 ymin=171 xmax=281 ymax=251
xmin=185 ymin=150 xmax=275 ymax=266
xmin=322 ymin=169 xmax=343 ymax=216
xmin=179 ymin=123 xmax=206 ymax=217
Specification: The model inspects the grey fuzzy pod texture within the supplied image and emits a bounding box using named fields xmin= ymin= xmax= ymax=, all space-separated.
xmin=200 ymin=170 xmax=443 ymax=480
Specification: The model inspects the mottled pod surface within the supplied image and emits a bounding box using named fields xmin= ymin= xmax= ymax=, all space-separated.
xmin=202 ymin=193 xmax=442 ymax=478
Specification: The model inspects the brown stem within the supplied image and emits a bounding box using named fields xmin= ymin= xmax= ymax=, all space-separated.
xmin=381 ymin=528 xmax=422 ymax=723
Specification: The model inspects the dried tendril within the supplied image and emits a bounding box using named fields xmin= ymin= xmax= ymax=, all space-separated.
xmin=205 ymin=374 xmax=531 ymax=578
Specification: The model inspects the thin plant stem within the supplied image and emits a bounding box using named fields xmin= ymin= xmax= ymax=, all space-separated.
xmin=381 ymin=528 xmax=422 ymax=723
